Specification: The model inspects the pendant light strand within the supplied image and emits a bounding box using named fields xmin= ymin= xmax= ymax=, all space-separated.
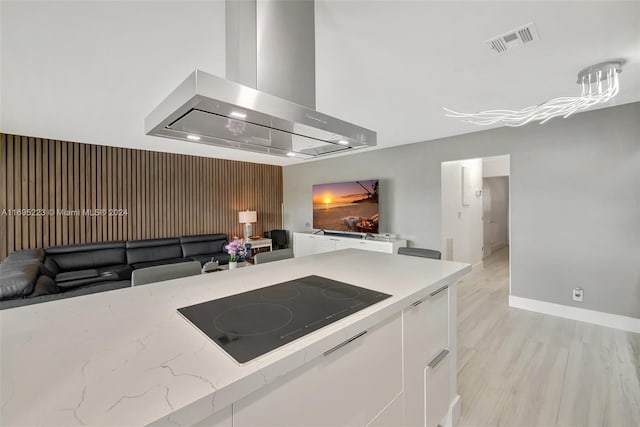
xmin=443 ymin=60 xmax=623 ymax=127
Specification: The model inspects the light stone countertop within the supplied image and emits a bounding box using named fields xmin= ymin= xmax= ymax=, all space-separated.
xmin=0 ymin=249 xmax=470 ymax=426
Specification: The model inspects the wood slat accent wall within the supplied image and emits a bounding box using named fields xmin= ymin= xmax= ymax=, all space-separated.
xmin=0 ymin=134 xmax=283 ymax=259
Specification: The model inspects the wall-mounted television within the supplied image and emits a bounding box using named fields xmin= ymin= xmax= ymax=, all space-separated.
xmin=312 ymin=179 xmax=379 ymax=234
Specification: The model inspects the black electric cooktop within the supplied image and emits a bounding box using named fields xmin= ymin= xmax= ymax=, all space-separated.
xmin=178 ymin=275 xmax=391 ymax=364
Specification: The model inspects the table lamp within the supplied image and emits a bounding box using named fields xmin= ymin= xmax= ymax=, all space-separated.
xmin=239 ymin=210 xmax=257 ymax=239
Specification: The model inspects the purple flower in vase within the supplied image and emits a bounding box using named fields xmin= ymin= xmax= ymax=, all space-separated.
xmin=225 ymin=239 xmax=247 ymax=262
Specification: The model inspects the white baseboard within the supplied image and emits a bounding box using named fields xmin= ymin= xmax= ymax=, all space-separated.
xmin=509 ymin=295 xmax=640 ymax=334
xmin=445 ymin=394 xmax=462 ymax=427
xmin=471 ymin=261 xmax=484 ymax=272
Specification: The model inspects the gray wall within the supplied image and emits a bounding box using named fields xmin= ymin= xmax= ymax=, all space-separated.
xmin=283 ymin=103 xmax=640 ymax=318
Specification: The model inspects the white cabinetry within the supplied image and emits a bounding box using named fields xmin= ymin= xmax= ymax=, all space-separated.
xmin=403 ymin=285 xmax=451 ymax=427
xmin=293 ymin=232 xmax=406 ymax=257
xmin=367 ymin=392 xmax=403 ymax=427
xmin=334 ymin=238 xmax=358 ymax=250
xmin=315 ymin=236 xmax=338 ymax=254
xmin=292 ymin=233 xmax=316 ymax=257
xmin=196 ymin=281 xmax=457 ymax=427
xmin=233 ymin=313 xmax=403 ymax=427
xmin=194 ymin=406 xmax=232 ymax=427
xmin=355 ymin=239 xmax=395 ymax=253
xmin=425 ymin=350 xmax=451 ymax=427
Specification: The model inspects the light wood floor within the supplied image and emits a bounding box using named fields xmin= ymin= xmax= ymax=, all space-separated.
xmin=456 ymin=247 xmax=640 ymax=427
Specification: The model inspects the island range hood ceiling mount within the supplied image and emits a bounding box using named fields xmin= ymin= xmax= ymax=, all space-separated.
xmin=145 ymin=0 xmax=376 ymax=159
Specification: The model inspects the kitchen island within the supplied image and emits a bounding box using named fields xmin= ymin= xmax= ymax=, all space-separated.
xmin=0 ymin=249 xmax=470 ymax=427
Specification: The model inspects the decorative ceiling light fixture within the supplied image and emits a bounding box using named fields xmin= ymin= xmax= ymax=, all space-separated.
xmin=444 ymin=59 xmax=625 ymax=127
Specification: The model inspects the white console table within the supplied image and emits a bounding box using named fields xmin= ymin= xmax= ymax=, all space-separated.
xmin=247 ymin=238 xmax=272 ymax=252
xmin=293 ymin=232 xmax=406 ymax=257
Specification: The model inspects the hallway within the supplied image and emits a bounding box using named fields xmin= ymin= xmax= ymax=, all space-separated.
xmin=456 ymin=247 xmax=640 ymax=426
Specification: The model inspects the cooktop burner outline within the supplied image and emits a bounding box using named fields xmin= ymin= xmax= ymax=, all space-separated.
xmin=178 ymin=275 xmax=391 ymax=364
xmin=213 ymin=303 xmax=294 ymax=337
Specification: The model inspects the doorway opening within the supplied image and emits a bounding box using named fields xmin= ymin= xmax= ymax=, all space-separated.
xmin=440 ymin=155 xmax=510 ymax=285
xmin=482 ymin=166 xmax=510 ymax=260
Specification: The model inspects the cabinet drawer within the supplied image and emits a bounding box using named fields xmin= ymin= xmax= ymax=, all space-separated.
xmin=357 ymin=241 xmax=388 ymax=253
xmin=425 ymin=350 xmax=450 ymax=427
xmin=314 ymin=238 xmax=337 ymax=254
xmin=403 ymin=285 xmax=450 ymax=427
xmin=233 ymin=313 xmax=403 ymax=427
xmin=293 ymin=235 xmax=316 ymax=257
xmin=334 ymin=238 xmax=359 ymax=250
xmin=405 ymin=285 xmax=449 ymax=363
xmin=367 ymin=391 xmax=402 ymax=427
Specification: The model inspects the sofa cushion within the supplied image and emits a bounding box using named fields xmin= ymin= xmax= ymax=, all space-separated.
xmin=3 ymin=249 xmax=45 ymax=265
xmin=42 ymin=256 xmax=59 ymax=277
xmin=0 ymin=262 xmax=41 ymax=299
xmin=56 ymin=276 xmax=105 ymax=290
xmin=179 ymin=234 xmax=228 ymax=257
xmin=0 ymin=280 xmax=131 ymax=310
xmin=126 ymin=238 xmax=183 ymax=265
xmin=55 ymin=264 xmax=132 ymax=290
xmin=45 ymin=241 xmax=127 ymax=271
xmin=131 ymin=257 xmax=191 ymax=270
xmin=63 ymin=280 xmax=131 ymax=297
xmin=30 ymin=275 xmax=61 ymax=297
xmin=2 ymin=249 xmax=50 ymax=281
xmin=179 ymin=234 xmax=228 ymax=244
xmin=45 ymin=241 xmax=125 ymax=254
xmin=2 ymin=249 xmax=52 ymax=283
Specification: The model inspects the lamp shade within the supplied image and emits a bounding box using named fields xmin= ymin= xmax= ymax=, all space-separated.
xmin=239 ymin=210 xmax=257 ymax=224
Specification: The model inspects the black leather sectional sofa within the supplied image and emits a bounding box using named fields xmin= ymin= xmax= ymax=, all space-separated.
xmin=0 ymin=233 xmax=230 ymax=310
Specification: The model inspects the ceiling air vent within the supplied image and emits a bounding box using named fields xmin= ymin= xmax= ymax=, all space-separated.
xmin=486 ymin=22 xmax=540 ymax=54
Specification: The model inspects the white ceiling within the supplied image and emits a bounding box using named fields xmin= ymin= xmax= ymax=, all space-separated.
xmin=314 ymin=0 xmax=640 ymax=155
xmin=2 ymin=1 xmax=639 ymax=167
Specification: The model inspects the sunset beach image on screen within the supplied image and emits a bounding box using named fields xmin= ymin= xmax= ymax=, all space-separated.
xmin=312 ymin=180 xmax=379 ymax=233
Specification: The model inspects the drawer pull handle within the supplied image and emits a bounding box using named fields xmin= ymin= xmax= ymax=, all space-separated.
xmin=323 ymin=331 xmax=367 ymax=356
xmin=428 ymin=348 xmax=449 ymax=368
xmin=429 ymin=285 xmax=449 ymax=297
xmin=412 ymin=300 xmax=423 ymax=307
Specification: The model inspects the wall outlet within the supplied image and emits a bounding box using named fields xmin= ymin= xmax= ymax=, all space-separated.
xmin=572 ymin=288 xmax=583 ymax=302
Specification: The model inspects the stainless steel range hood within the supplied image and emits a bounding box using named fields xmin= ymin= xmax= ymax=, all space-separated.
xmin=145 ymin=0 xmax=376 ymax=159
